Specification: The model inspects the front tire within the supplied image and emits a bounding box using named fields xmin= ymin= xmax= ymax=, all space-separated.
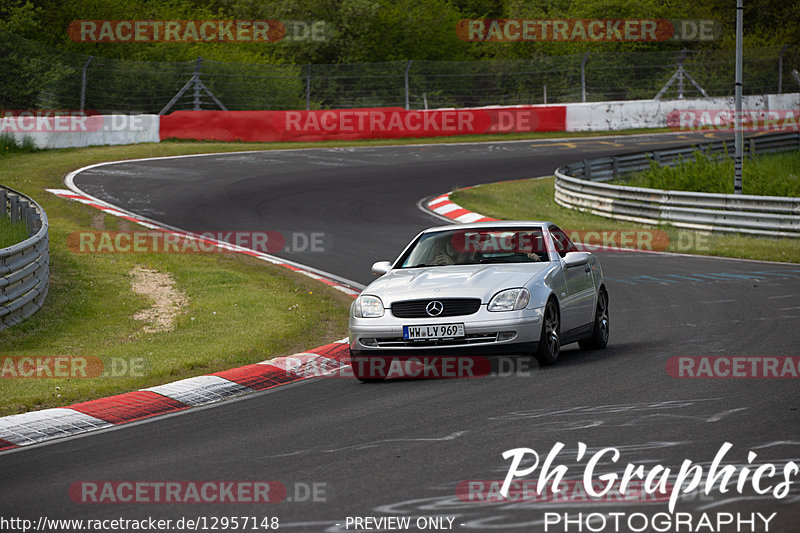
xmin=579 ymin=288 xmax=609 ymax=351
xmin=535 ymin=299 xmax=561 ymax=366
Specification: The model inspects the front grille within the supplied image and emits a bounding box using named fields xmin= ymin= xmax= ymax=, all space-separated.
xmin=374 ymin=333 xmax=498 ymax=348
xmin=391 ymin=298 xmax=482 ymax=318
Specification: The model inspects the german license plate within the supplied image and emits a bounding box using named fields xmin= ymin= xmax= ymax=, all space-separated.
xmin=403 ymin=323 xmax=465 ymax=340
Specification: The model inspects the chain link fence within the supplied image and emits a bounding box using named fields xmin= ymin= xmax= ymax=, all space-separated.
xmin=1 ymin=30 xmax=798 ymax=114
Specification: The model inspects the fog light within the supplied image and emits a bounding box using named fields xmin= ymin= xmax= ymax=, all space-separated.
xmin=360 ymin=338 xmax=378 ymax=347
xmin=497 ymin=331 xmax=517 ymax=342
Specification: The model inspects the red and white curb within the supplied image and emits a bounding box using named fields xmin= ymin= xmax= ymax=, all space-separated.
xmin=426 ymin=192 xmax=498 ymax=224
xmin=0 ymin=341 xmax=351 ymax=452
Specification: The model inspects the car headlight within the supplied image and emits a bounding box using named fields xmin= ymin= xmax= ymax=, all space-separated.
xmin=352 ymin=295 xmax=385 ymax=318
xmin=488 ymin=288 xmax=530 ymax=312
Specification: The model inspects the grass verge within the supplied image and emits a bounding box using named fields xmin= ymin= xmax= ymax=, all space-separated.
xmin=451 ymin=177 xmax=800 ymax=264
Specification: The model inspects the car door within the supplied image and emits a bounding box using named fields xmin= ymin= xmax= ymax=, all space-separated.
xmin=549 ymin=226 xmax=595 ymax=334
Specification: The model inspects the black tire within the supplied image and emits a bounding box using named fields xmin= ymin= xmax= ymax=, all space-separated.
xmin=579 ymin=288 xmax=609 ymax=351
xmin=535 ymin=298 xmax=561 ymax=366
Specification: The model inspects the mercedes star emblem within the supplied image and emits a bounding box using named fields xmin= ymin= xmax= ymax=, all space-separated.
xmin=426 ymin=301 xmax=444 ymax=317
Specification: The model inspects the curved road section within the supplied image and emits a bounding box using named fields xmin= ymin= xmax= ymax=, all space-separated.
xmin=2 ymin=132 xmax=799 ymax=532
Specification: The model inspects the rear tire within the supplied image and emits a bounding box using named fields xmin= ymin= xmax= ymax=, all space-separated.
xmin=535 ymin=299 xmax=561 ymax=366
xmin=579 ymin=288 xmax=609 ymax=351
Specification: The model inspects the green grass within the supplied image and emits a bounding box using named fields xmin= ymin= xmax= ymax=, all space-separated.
xmin=451 ymin=177 xmax=800 ymax=264
xmin=618 ymin=150 xmax=800 ymax=197
xmin=0 ymin=213 xmax=30 ymax=248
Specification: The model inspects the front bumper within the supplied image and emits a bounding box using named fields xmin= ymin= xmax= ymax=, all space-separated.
xmin=349 ymin=306 xmax=544 ymax=356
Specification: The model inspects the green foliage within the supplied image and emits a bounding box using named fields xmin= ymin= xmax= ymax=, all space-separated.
xmin=0 ymin=0 xmax=797 ymax=110
xmin=0 ymin=133 xmax=39 ymax=155
xmin=2 ymin=0 xmax=797 ymax=65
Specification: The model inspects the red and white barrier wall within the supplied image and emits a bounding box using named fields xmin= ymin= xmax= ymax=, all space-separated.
xmin=158 ymin=106 xmax=566 ymax=142
xmin=565 ymin=93 xmax=799 ymax=131
xmin=2 ymin=93 xmax=796 ymax=148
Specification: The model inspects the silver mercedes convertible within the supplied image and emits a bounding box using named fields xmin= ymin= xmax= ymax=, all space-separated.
xmin=348 ymin=221 xmax=609 ymax=380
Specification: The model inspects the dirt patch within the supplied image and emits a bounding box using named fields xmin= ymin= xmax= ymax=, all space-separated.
xmin=130 ymin=266 xmax=188 ymax=333
xmin=90 ymin=212 xmax=105 ymax=230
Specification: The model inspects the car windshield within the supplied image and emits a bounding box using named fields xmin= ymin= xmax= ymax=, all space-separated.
xmin=398 ymin=228 xmax=550 ymax=267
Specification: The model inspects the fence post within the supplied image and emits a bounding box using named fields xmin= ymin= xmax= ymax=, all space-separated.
xmin=404 ymin=60 xmax=413 ymax=110
xmin=778 ymin=44 xmax=788 ymax=94
xmin=306 ymin=64 xmax=311 ymax=110
xmin=580 ymin=52 xmax=589 ymax=103
xmin=80 ymin=56 xmax=92 ymax=114
xmin=193 ymin=57 xmax=204 ymax=111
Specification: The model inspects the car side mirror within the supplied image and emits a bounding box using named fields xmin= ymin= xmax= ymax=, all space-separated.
xmin=563 ymin=251 xmax=590 ymax=268
xmin=371 ymin=261 xmax=392 ymax=275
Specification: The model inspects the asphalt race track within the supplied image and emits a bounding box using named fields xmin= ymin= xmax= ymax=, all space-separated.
xmin=2 ymin=132 xmax=799 ymax=532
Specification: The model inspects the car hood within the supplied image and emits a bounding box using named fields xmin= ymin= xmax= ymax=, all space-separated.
xmin=363 ymin=263 xmax=553 ymax=305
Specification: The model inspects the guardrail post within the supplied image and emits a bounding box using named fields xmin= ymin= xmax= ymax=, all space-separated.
xmin=25 ymin=206 xmax=34 ymax=235
xmin=0 ymin=189 xmax=6 ymax=218
xmin=612 ymin=156 xmax=619 ymax=179
xmin=10 ymin=195 xmax=19 ymax=223
xmin=652 ymin=151 xmax=661 ymax=164
xmin=583 ymin=159 xmax=591 ymax=180
xmin=749 ymin=138 xmax=756 ymax=158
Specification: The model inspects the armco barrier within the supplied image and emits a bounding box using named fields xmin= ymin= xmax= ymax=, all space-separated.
xmin=1 ymin=186 xmax=49 ymax=331
xmin=554 ymin=131 xmax=800 ymax=238
xmin=159 ymin=106 xmax=567 ymax=142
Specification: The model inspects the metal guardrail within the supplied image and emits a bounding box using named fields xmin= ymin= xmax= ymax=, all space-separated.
xmin=554 ymin=131 xmax=800 ymax=238
xmin=1 ymin=186 xmax=49 ymax=331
